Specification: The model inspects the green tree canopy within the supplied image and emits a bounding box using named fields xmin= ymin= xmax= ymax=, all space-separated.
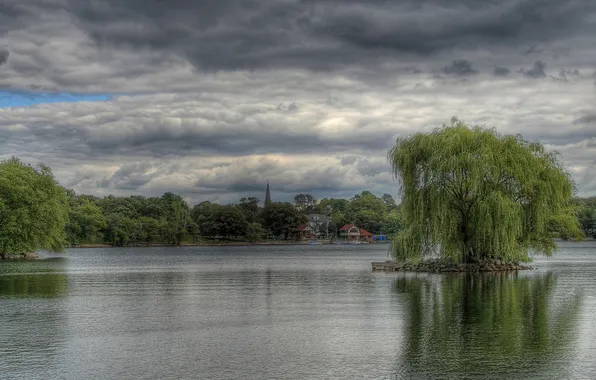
xmin=245 ymin=222 xmax=266 ymax=242
xmin=294 ymin=193 xmax=317 ymax=212
xmin=0 ymin=157 xmax=69 ymax=259
xmin=239 ymin=197 xmax=260 ymax=223
xmin=65 ymin=191 xmax=107 ymax=245
xmin=261 ymin=202 xmax=306 ymax=239
xmin=388 ymin=119 xmax=583 ymax=264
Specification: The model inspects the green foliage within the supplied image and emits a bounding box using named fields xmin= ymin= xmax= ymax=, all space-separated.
xmin=294 ymin=193 xmax=317 ymax=212
xmin=191 ymin=201 xmax=219 ymax=238
xmin=245 ymin=222 xmax=266 ymax=242
xmin=381 ymin=210 xmax=403 ymax=235
xmin=381 ymin=194 xmax=398 ymax=212
xmin=66 ymin=191 xmax=107 ymax=245
xmin=212 ymin=205 xmax=247 ymax=240
xmin=0 ymin=158 xmax=423 ymax=249
xmin=161 ymin=192 xmax=192 ymax=245
xmin=138 ymin=216 xmax=164 ymax=244
xmin=0 ymin=157 xmax=69 ymax=259
xmin=345 ymin=191 xmax=388 ymax=233
xmin=388 ymin=118 xmax=583 ymax=263
xmin=261 ymin=202 xmax=307 ymax=239
xmin=239 ymin=197 xmax=260 ymax=223
xmin=575 ymin=197 xmax=596 ymax=238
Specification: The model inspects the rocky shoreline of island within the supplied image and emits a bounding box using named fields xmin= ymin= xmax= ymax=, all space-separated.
xmin=373 ymin=256 xmax=534 ymax=273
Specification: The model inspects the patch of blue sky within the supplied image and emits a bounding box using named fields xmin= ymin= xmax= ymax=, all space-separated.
xmin=0 ymin=91 xmax=113 ymax=108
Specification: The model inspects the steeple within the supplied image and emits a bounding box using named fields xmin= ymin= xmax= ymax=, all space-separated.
xmin=265 ymin=180 xmax=272 ymax=207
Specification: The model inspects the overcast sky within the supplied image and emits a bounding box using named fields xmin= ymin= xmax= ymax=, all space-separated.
xmin=1 ymin=0 xmax=595 ymax=205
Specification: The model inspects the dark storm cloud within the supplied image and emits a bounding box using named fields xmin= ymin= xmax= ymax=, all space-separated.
xmin=441 ymin=60 xmax=478 ymax=76
xmin=2 ymin=108 xmax=399 ymax=159
xmin=195 ymin=164 xmax=366 ymax=196
xmin=85 ymin=126 xmax=398 ymax=157
xmin=60 ymin=0 xmax=596 ymax=72
xmin=493 ymin=66 xmax=511 ymax=77
xmin=0 ymin=50 xmax=8 ymax=65
xmin=573 ymin=114 xmax=596 ymax=125
xmin=520 ymin=60 xmax=547 ymax=78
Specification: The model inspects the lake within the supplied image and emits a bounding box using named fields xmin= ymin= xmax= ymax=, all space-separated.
xmin=1 ymin=243 xmax=595 ymax=380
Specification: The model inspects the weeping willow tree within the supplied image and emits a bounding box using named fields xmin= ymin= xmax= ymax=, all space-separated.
xmin=388 ymin=118 xmax=583 ymax=263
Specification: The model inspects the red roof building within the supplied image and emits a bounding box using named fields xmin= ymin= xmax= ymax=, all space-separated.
xmin=296 ymin=224 xmax=316 ymax=240
xmin=339 ymin=224 xmax=374 ymax=241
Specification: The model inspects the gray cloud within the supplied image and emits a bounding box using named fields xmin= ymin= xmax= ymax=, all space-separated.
xmin=442 ymin=60 xmax=478 ymax=76
xmin=524 ymin=45 xmax=544 ymax=55
xmin=54 ymin=0 xmax=596 ymax=73
xmin=520 ymin=60 xmax=547 ymax=78
xmin=0 ymin=49 xmax=8 ymax=65
xmin=493 ymin=66 xmax=511 ymax=77
xmin=96 ymin=162 xmax=158 ymax=190
xmin=1 ymin=0 xmax=596 ymax=203
xmin=573 ymin=114 xmax=596 ymax=125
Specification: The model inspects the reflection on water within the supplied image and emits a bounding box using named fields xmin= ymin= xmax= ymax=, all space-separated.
xmin=393 ymin=272 xmax=584 ymax=380
xmin=0 ymin=259 xmax=69 ymax=379
xmin=0 ymin=259 xmax=68 ymax=298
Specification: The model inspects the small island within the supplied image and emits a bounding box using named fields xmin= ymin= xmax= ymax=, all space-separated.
xmin=375 ymin=118 xmax=583 ymax=273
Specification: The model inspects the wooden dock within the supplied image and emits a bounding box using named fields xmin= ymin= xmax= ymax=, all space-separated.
xmin=372 ymin=261 xmax=396 ymax=271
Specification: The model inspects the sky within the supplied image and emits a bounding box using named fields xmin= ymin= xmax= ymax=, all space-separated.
xmin=1 ymin=0 xmax=595 ymax=206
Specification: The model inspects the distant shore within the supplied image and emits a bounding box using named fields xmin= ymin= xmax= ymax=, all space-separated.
xmin=71 ymin=240 xmax=390 ymax=248
xmin=72 ymin=241 xmax=311 ymax=248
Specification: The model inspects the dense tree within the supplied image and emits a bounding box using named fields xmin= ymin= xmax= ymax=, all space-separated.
xmin=212 ymin=205 xmax=247 ymax=240
xmin=239 ymin=197 xmax=260 ymax=223
xmin=191 ymin=201 xmax=220 ymax=238
xmin=575 ymin=197 xmax=596 ymax=238
xmin=161 ymin=192 xmax=192 ymax=245
xmin=381 ymin=194 xmax=398 ymax=212
xmin=345 ymin=191 xmax=387 ymax=233
xmin=294 ymin=193 xmax=317 ymax=212
xmin=138 ymin=216 xmax=164 ymax=244
xmin=388 ymin=119 xmax=583 ymax=264
xmin=0 ymin=158 xmax=70 ymax=259
xmin=381 ymin=210 xmax=403 ymax=236
xmin=261 ymin=202 xmax=307 ymax=239
xmin=245 ymin=222 xmax=266 ymax=242
xmin=318 ymin=198 xmax=349 ymax=213
xmin=66 ymin=191 xmax=107 ymax=245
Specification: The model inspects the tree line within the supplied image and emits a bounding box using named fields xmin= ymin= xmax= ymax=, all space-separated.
xmin=64 ymin=189 xmax=404 ymax=246
xmin=0 ymin=156 xmax=407 ymax=257
xmin=575 ymin=196 xmax=596 ymax=238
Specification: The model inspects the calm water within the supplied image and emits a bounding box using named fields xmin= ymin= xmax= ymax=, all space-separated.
xmin=1 ymin=243 xmax=595 ymax=380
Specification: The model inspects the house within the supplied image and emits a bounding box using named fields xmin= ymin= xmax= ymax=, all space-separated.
xmin=307 ymin=214 xmax=330 ymax=237
xmin=359 ymin=228 xmax=374 ymax=241
xmin=296 ymin=224 xmax=316 ymax=240
xmin=339 ymin=224 xmax=374 ymax=242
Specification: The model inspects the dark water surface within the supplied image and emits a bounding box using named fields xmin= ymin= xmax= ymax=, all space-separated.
xmin=1 ymin=243 xmax=595 ymax=380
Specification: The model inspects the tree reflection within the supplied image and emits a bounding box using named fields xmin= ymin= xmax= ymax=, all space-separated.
xmin=393 ymin=272 xmax=583 ymax=379
xmin=0 ymin=267 xmax=68 ymax=298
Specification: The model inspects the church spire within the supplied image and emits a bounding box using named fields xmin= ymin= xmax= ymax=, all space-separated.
xmin=265 ymin=180 xmax=272 ymax=207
